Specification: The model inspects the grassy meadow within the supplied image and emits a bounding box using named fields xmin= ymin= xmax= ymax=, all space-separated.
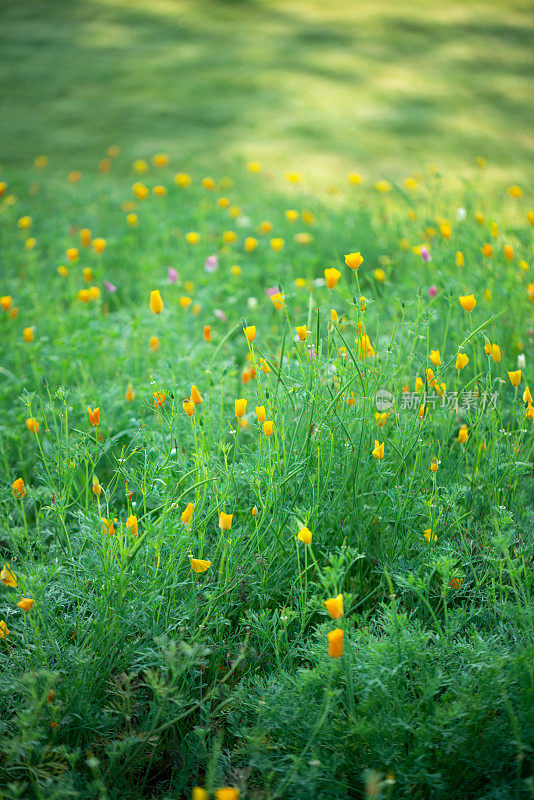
xmin=1 ymin=2 xmax=534 ymax=799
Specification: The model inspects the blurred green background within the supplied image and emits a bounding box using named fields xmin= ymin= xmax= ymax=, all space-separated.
xmin=1 ymin=0 xmax=533 ymax=183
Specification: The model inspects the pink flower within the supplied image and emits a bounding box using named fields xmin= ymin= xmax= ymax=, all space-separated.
xmin=204 ymin=255 xmax=219 ymax=273
xmin=167 ymin=267 xmax=178 ymax=283
xmin=428 ymin=285 xmax=437 ymax=297
xmin=214 ymin=309 xmax=227 ymax=321
xmin=265 ymin=286 xmax=278 ymax=297
xmin=104 ymin=280 xmax=117 ymax=293
xmin=420 ymin=246 xmax=432 ymax=263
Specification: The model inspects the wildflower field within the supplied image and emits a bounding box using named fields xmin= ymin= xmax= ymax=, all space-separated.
xmin=1 ymin=2 xmax=534 ymax=800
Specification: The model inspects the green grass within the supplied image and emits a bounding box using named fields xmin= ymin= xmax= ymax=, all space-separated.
xmin=0 ymin=160 xmax=533 ymax=798
xmin=1 ymin=2 xmax=534 ymax=798
xmin=1 ymin=0 xmax=534 ymax=183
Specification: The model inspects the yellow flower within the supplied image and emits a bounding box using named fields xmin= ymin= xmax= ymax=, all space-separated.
xmin=374 ymin=268 xmax=386 ymax=282
xmin=459 ymin=294 xmax=476 ymax=312
xmin=348 ymin=172 xmax=363 ymax=185
xmin=244 ymin=236 xmax=257 ymax=252
xmin=149 ymin=335 xmax=160 ymax=352
xmin=374 ymin=180 xmax=392 ymax=193
xmin=423 ymin=528 xmax=437 ymax=543
xmin=1 ymin=295 xmax=13 ymax=311
xmin=229 ymin=206 xmax=240 ymax=218
xmin=92 ymin=237 xmax=106 ymax=254
xmin=12 ymin=478 xmax=26 ymax=498
xmin=223 ymin=230 xmax=237 ymax=244
xmin=259 ymin=220 xmax=272 ymax=234
xmin=455 ymin=353 xmax=469 ymax=370
xmin=504 ymin=244 xmax=513 ymax=261
xmin=1 ymin=564 xmax=17 ymax=587
xmin=372 ymin=440 xmax=384 ymax=459
xmin=153 ymin=153 xmax=169 ymax=167
xmin=0 ymin=620 xmax=10 ymax=639
xmin=88 ymin=286 xmax=100 ymax=301
xmin=92 ymin=477 xmax=102 ymax=495
xmin=179 ymin=296 xmax=192 ymax=308
xmin=270 ymin=237 xmax=284 ymax=251
xmin=344 ymin=252 xmax=363 ymax=270
xmin=263 ymin=420 xmax=274 ymax=436
xmin=58 ymin=265 xmax=68 ymax=277
xmin=247 ymin=161 xmax=261 ymax=173
xmin=25 ymin=237 xmax=36 ymax=250
xmin=235 ymin=399 xmax=247 ymax=418
xmin=18 ymin=216 xmax=32 ymax=229
xmin=270 ymin=292 xmax=284 ymax=309
xmin=127 ymin=212 xmax=138 ymax=227
xmin=331 ymin=309 xmax=339 ymax=323
xmin=324 ymin=268 xmax=341 ymax=289
xmin=523 ymin=386 xmax=532 ymax=404
xmin=35 ymin=154 xmax=48 ymax=168
xmin=132 ymin=182 xmax=149 ymax=200
xmin=440 ymin=222 xmax=452 ymax=239
xmin=126 ymin=515 xmax=138 ymax=535
xmin=148 ymin=289 xmax=164 ymax=314
xmin=202 ymin=177 xmax=215 ymax=190
xmin=181 ymin=503 xmax=194 ymax=524
xmin=327 ymin=628 xmax=344 ymax=658
xmin=244 ymin=325 xmax=256 ymax=342
xmin=430 ymin=457 xmax=439 ymax=473
xmin=26 ymin=417 xmax=39 ymax=433
xmin=255 ymin=405 xmax=266 ymax=422
xmin=193 ymin=788 xmax=208 ymax=800
xmin=133 ymin=159 xmax=148 ymax=174
xmin=294 ymin=232 xmax=312 ymax=245
xmin=125 ymin=383 xmax=135 ymax=402
xmin=66 ymin=247 xmax=79 ymax=262
xmin=17 ymin=597 xmax=34 ymax=611
xmin=219 ymin=512 xmax=233 ymax=530
xmin=481 ymin=243 xmax=493 ymax=258
xmin=214 ymin=789 xmax=240 ymax=800
xmin=183 ymin=400 xmax=195 ymax=416
xmin=491 ymin=344 xmax=501 ymax=363
xmin=475 ymin=211 xmax=485 ymax=225
xmin=295 ymin=325 xmax=307 ymax=341
xmin=191 ymin=558 xmax=212 ymax=573
xmin=186 ymin=232 xmax=200 ymax=245
xmin=260 ymin=358 xmax=271 ymax=373
xmin=174 ymin=172 xmax=191 ymax=187
xmin=324 ymin=594 xmax=344 ymax=619
xmin=23 ymin=327 xmax=34 ymax=343
xmin=508 ymin=185 xmax=522 ymax=198
xmin=429 ymin=349 xmax=441 ymax=366
xmin=458 ymin=425 xmax=469 ymax=443
xmin=87 ymin=406 xmax=100 ymax=426
xmin=375 ymin=412 xmax=389 ymax=427
xmin=508 ymin=370 xmax=521 ymax=387
xmin=286 ymin=210 xmax=298 ymax=222
xmin=297 ymin=526 xmax=312 ymax=544
xmin=285 ymin=172 xmax=302 ymax=183
xmin=455 ymin=251 xmax=464 ymax=268
xmin=204 ymin=325 xmax=212 ymax=342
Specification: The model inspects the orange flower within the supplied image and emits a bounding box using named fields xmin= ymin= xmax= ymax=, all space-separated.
xmin=255 ymin=405 xmax=266 ymax=422
xmin=80 ymin=228 xmax=92 ymax=247
xmin=154 ymin=391 xmax=166 ymax=407
xmin=458 ymin=425 xmax=469 ymax=444
xmin=203 ymin=325 xmax=212 ymax=342
xmin=327 ymin=628 xmax=344 ymax=658
xmin=12 ymin=478 xmax=26 ymax=498
xmin=26 ymin=417 xmax=39 ymax=433
xmin=244 ymin=236 xmax=258 ymax=252
xmin=191 ymin=558 xmax=211 ymax=573
xmin=191 ymin=385 xmax=203 ymax=405
xmin=149 ymin=335 xmax=160 ymax=351
xmin=66 ymin=247 xmax=79 ymax=262
xmin=455 ymin=353 xmax=469 ymax=370
xmin=0 ymin=295 xmax=13 ymax=311
xmin=125 ymin=383 xmax=135 ymax=401
xmin=372 ymin=440 xmax=384 ymax=459
xmin=324 ymin=594 xmax=344 ymax=619
xmin=1 ymin=564 xmax=17 ymax=587
xmin=508 ymin=370 xmax=521 ymax=387
xmin=244 ymin=325 xmax=256 ymax=342
xmin=270 ymin=292 xmax=284 ymax=309
xmin=0 ymin=620 xmax=10 ymax=639
xmin=17 ymin=597 xmax=34 ymax=611
xmin=87 ymin=406 xmax=100 ymax=426
xmin=459 ymin=294 xmax=476 ymax=312
xmin=101 ymin=518 xmax=116 ymax=535
xmin=263 ymin=420 xmax=274 ymax=436
xmin=295 ymin=325 xmax=307 ymax=341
